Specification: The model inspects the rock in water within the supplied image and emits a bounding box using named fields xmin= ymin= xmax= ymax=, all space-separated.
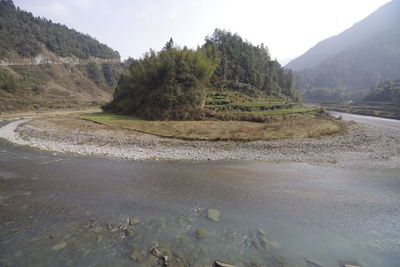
xmin=215 ymin=260 xmax=236 ymax=267
xmin=51 ymin=242 xmax=67 ymax=251
xmin=304 ymin=258 xmax=324 ymax=267
xmin=195 ymin=228 xmax=209 ymax=240
xmin=130 ymin=251 xmax=143 ymax=262
xmin=128 ymin=217 xmax=140 ymax=225
xmin=207 ymin=208 xmax=220 ymax=222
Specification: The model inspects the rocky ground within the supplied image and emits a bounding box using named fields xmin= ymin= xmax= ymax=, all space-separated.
xmin=0 ymin=115 xmax=399 ymax=168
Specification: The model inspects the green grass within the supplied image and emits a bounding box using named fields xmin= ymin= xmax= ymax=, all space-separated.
xmin=233 ymin=107 xmax=316 ymax=116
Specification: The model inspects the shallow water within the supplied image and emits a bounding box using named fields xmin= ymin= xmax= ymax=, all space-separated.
xmin=0 ymin=119 xmax=399 ymax=266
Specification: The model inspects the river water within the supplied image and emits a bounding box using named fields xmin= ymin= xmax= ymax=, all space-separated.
xmin=0 ymin=114 xmax=399 ymax=266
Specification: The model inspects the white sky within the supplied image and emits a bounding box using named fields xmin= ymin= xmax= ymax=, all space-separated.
xmin=13 ymin=0 xmax=392 ymax=63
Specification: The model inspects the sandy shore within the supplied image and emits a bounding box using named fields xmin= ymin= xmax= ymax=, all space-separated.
xmin=1 ymin=115 xmax=399 ymax=168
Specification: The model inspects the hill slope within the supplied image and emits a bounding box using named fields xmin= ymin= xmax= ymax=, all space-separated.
xmin=0 ymin=0 xmax=123 ymax=111
xmin=286 ymin=0 xmax=400 ymax=101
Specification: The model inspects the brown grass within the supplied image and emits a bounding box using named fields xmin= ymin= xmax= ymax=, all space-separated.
xmin=81 ymin=113 xmax=345 ymax=141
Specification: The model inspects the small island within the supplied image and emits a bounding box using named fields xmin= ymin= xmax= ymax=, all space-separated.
xmin=98 ymin=30 xmax=342 ymax=140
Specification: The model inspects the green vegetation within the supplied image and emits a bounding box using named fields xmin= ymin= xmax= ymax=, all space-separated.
xmin=322 ymin=79 xmax=400 ymax=120
xmin=0 ymin=0 xmax=129 ymax=112
xmin=104 ymin=30 xmax=300 ymax=121
xmin=364 ymin=79 xmax=400 ymax=104
xmin=104 ymin=39 xmax=219 ymax=120
xmin=82 ymin=113 xmax=344 ymax=141
xmin=205 ymin=29 xmax=297 ymax=99
xmin=0 ymin=0 xmax=120 ymax=59
xmin=0 ymin=68 xmax=17 ymax=92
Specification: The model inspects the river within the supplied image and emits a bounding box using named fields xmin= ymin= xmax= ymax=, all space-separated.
xmin=0 ymin=114 xmax=399 ymax=266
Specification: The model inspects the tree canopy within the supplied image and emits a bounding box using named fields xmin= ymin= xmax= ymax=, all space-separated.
xmin=205 ymin=29 xmax=296 ymax=99
xmin=364 ymin=79 xmax=400 ymax=105
xmin=104 ymin=40 xmax=219 ymax=120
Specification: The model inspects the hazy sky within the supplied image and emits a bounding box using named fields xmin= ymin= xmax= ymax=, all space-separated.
xmin=13 ymin=0 xmax=391 ymax=63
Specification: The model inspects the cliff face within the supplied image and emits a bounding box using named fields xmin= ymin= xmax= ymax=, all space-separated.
xmin=0 ymin=0 xmax=124 ymax=112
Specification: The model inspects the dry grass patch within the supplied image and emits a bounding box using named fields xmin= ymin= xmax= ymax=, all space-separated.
xmin=81 ymin=113 xmax=345 ymax=141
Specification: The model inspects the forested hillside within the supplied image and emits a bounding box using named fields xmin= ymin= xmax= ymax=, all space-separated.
xmin=0 ymin=0 xmax=124 ymax=111
xmin=287 ymin=0 xmax=400 ymax=102
xmin=364 ymin=78 xmax=400 ymax=104
xmin=0 ymin=0 xmax=119 ymax=60
xmin=105 ymin=30 xmax=298 ymax=120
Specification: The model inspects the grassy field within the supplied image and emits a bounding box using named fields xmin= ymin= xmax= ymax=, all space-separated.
xmin=81 ymin=113 xmax=345 ymax=141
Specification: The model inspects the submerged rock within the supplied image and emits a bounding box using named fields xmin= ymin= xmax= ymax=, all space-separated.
xmin=51 ymin=242 xmax=67 ymax=251
xmin=305 ymin=258 xmax=324 ymax=267
xmin=340 ymin=260 xmax=362 ymax=267
xmin=249 ymin=260 xmax=266 ymax=267
xmin=207 ymin=208 xmax=220 ymax=222
xmin=215 ymin=259 xmax=236 ymax=267
xmin=257 ymin=228 xmax=266 ymax=236
xmin=196 ymin=228 xmax=209 ymax=240
xmin=130 ymin=251 xmax=143 ymax=262
xmin=93 ymin=226 xmax=103 ymax=233
xmin=260 ymin=236 xmax=280 ymax=250
xmin=151 ymin=246 xmax=162 ymax=258
xmin=128 ymin=217 xmax=140 ymax=226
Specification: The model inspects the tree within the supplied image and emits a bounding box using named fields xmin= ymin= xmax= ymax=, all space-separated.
xmin=103 ymin=40 xmax=219 ymax=120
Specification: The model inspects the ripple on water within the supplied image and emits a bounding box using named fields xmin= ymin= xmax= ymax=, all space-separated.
xmin=0 ymin=171 xmax=19 ymax=179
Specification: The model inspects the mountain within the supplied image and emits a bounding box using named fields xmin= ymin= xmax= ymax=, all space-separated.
xmin=0 ymin=0 xmax=124 ymax=111
xmin=286 ymin=0 xmax=400 ymax=101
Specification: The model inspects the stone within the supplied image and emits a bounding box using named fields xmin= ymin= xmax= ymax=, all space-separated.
xmin=260 ymin=237 xmax=280 ymax=250
xmin=196 ymin=228 xmax=208 ymax=240
xmin=340 ymin=260 xmax=362 ymax=267
xmin=257 ymin=228 xmax=266 ymax=236
xmin=304 ymin=258 xmax=324 ymax=267
xmin=207 ymin=208 xmax=220 ymax=222
xmin=215 ymin=260 xmax=236 ymax=267
xmin=161 ymin=255 xmax=169 ymax=266
xmin=51 ymin=242 xmax=67 ymax=251
xmin=250 ymin=260 xmax=265 ymax=267
xmin=129 ymin=217 xmax=140 ymax=225
xmin=151 ymin=246 xmax=162 ymax=257
xmin=158 ymin=243 xmax=170 ymax=254
xmin=94 ymin=226 xmax=103 ymax=233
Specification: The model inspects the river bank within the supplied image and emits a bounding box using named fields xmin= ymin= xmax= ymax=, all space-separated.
xmin=0 ymin=112 xmax=399 ymax=168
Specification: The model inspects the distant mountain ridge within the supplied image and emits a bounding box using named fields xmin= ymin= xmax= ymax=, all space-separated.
xmin=287 ymin=0 xmax=400 ymax=71
xmin=286 ymin=0 xmax=400 ymax=101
